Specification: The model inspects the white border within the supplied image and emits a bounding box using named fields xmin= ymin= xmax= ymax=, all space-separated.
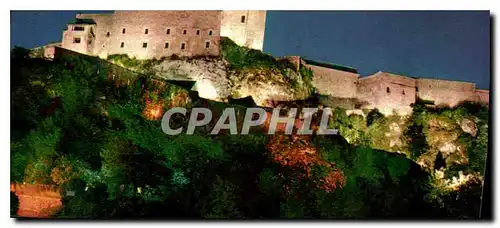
xmin=3 ymin=0 xmax=499 ymax=227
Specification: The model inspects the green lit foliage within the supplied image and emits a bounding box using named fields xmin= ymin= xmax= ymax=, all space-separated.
xmin=331 ymin=108 xmax=368 ymax=145
xmin=220 ymin=37 xmax=294 ymax=72
xmin=366 ymin=109 xmax=384 ymax=127
xmin=107 ymin=54 xmax=164 ymax=74
xmin=468 ymin=124 xmax=488 ymax=174
xmin=311 ymin=135 xmax=432 ymax=218
xmin=202 ymin=176 xmax=242 ymax=218
xmin=10 ymin=47 xmax=486 ymax=219
xmin=404 ymin=103 xmax=430 ymax=159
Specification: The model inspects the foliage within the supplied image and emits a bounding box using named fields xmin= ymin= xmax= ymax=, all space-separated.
xmin=366 ymin=109 xmax=384 ymax=127
xmin=9 ymin=47 xmax=487 ymax=219
xmin=220 ymin=37 xmax=294 ymax=71
xmin=107 ymin=54 xmax=163 ymax=74
xmin=404 ymin=103 xmax=430 ymax=159
xmin=331 ymin=108 xmax=368 ymax=145
xmin=468 ymin=124 xmax=488 ymax=174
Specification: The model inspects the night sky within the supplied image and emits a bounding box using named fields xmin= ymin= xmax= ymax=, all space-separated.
xmin=10 ymin=11 xmax=490 ymax=89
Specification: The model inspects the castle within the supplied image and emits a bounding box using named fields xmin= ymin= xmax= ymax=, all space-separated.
xmin=58 ymin=10 xmax=266 ymax=59
xmin=41 ymin=11 xmax=489 ymax=115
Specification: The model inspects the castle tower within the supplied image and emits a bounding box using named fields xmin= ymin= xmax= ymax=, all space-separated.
xmin=61 ymin=18 xmax=97 ymax=55
xmin=220 ymin=10 xmax=267 ymax=51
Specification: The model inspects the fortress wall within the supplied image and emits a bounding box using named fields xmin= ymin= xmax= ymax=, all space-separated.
xmin=357 ymin=72 xmax=415 ymax=115
xmin=307 ymin=64 xmax=359 ymax=98
xmin=66 ymin=11 xmax=222 ymax=60
xmin=416 ymin=78 xmax=476 ymax=107
xmin=475 ymin=89 xmax=490 ymax=104
xmin=62 ymin=11 xmax=267 ymax=58
xmin=108 ymin=11 xmax=221 ymax=59
xmin=385 ymin=72 xmax=416 ymax=87
xmin=220 ymin=10 xmax=267 ymax=51
xmin=76 ymin=14 xmax=114 ymax=58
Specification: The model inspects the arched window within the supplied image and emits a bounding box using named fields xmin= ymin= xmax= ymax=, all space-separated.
xmin=386 ymin=87 xmax=390 ymax=93
xmin=402 ymin=90 xmax=405 ymax=95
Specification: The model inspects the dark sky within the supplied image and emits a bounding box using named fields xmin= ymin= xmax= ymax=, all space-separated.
xmin=11 ymin=10 xmax=490 ymax=89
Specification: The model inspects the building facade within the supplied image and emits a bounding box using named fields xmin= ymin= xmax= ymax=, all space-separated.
xmin=61 ymin=10 xmax=267 ymax=59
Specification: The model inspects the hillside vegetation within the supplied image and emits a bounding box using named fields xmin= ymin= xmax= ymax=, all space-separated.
xmin=10 ymin=45 xmax=487 ymax=219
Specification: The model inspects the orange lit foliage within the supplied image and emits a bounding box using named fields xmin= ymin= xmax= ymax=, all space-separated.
xmin=142 ymin=79 xmax=166 ymax=120
xmin=142 ymin=79 xmax=191 ymax=120
xmin=267 ymin=135 xmax=345 ymax=193
xmin=11 ymin=183 xmax=62 ymax=218
xmin=143 ymin=98 xmax=164 ymax=120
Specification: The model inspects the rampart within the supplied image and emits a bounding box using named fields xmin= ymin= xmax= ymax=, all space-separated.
xmin=357 ymin=71 xmax=416 ymax=115
xmin=286 ymin=56 xmax=490 ymax=115
xmin=416 ymin=78 xmax=476 ymax=107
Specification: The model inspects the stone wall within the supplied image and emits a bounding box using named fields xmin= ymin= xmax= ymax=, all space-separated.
xmin=220 ymin=10 xmax=267 ymax=51
xmin=69 ymin=11 xmax=221 ymax=59
xmin=475 ymin=89 xmax=490 ymax=105
xmin=357 ymin=72 xmax=416 ymax=115
xmin=308 ymin=64 xmax=359 ymax=98
xmin=61 ymin=10 xmax=267 ymax=60
xmin=416 ymin=78 xmax=476 ymax=107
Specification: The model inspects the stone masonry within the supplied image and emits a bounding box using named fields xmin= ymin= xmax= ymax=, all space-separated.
xmin=60 ymin=10 xmax=267 ymax=60
xmin=288 ymin=56 xmax=490 ymax=115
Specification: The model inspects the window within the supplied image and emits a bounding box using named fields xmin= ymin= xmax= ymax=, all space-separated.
xmin=145 ymin=28 xmax=148 ymax=34
xmin=88 ymin=40 xmax=92 ymax=44
xmin=73 ymin=26 xmax=85 ymax=31
xmin=106 ymin=32 xmax=110 ymax=37
xmin=122 ymin=28 xmax=126 ymax=34
xmin=196 ymin=30 xmax=200 ymax=35
xmin=205 ymin=41 xmax=210 ymax=49
xmin=416 ymin=87 xmax=419 ymax=92
xmin=208 ymin=30 xmax=213 ymax=35
xmin=73 ymin=37 xmax=81 ymax=43
xmin=386 ymin=87 xmax=390 ymax=93
xmin=402 ymin=90 xmax=405 ymax=95
xmin=120 ymin=42 xmax=124 ymax=48
xmin=183 ymin=30 xmax=187 ymax=35
xmin=143 ymin=42 xmax=148 ymax=48
xmin=166 ymin=29 xmax=170 ymax=35
xmin=181 ymin=43 xmax=186 ymax=50
xmin=241 ymin=15 xmax=246 ymax=23
xmin=165 ymin=42 xmax=169 ymax=49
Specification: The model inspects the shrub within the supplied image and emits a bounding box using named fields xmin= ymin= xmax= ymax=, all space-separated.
xmin=220 ymin=37 xmax=294 ymax=71
xmin=366 ymin=109 xmax=384 ymax=127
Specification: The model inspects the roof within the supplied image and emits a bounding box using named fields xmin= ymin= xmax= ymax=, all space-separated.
xmin=67 ymin=18 xmax=96 ymax=25
xmin=302 ymin=58 xmax=358 ymax=74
